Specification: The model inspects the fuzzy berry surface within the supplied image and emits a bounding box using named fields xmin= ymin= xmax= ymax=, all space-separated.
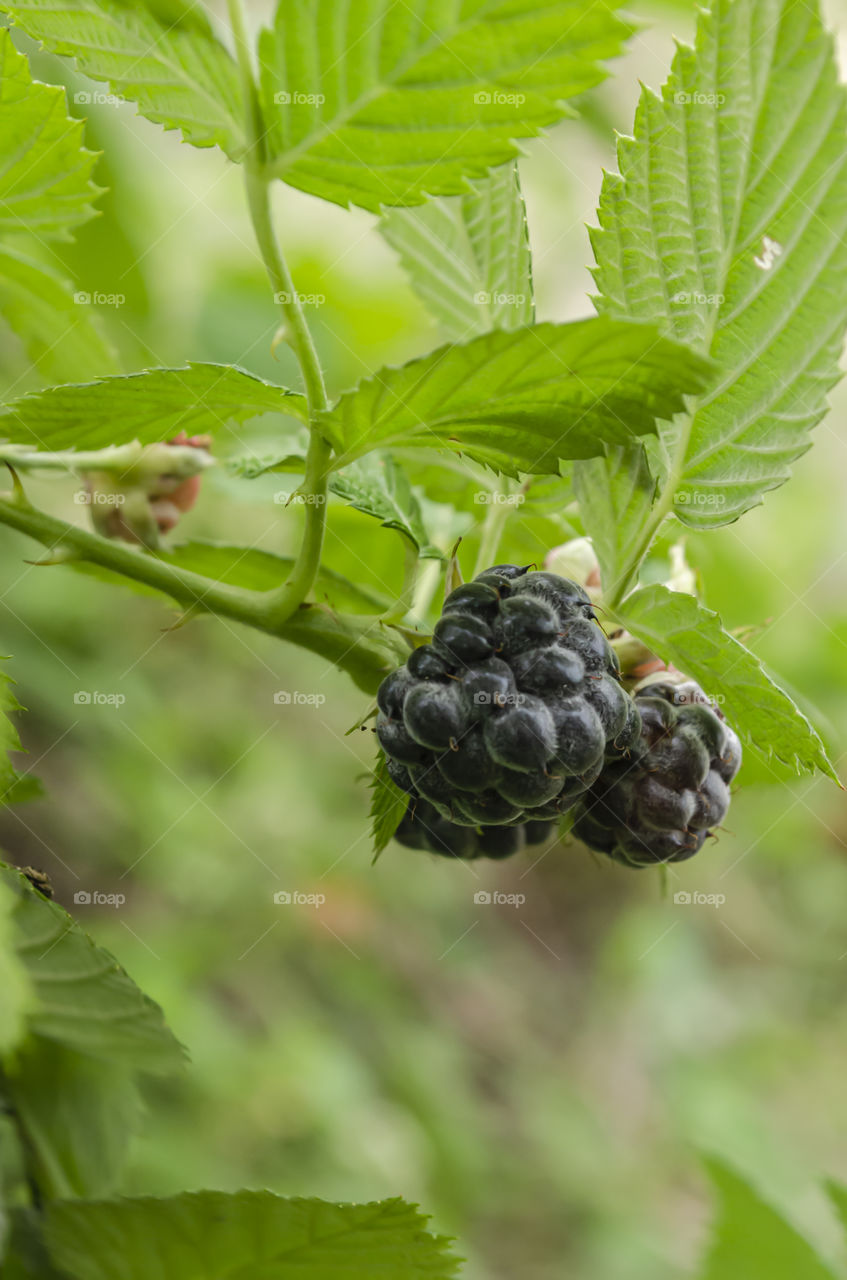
xmin=572 ymin=679 xmax=742 ymax=867
xmin=377 ymin=564 xmax=633 ymax=858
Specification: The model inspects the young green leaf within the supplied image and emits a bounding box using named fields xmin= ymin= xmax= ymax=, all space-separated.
xmin=45 ymin=1191 xmax=461 ymax=1280
xmin=591 ymin=0 xmax=847 ymax=527
xmin=320 ymin=318 xmax=712 ymax=475
xmin=0 ymin=862 xmax=187 ymax=1073
xmin=0 ymin=29 xmax=99 ymax=240
xmin=573 ymin=445 xmax=656 ymax=591
xmin=370 ymin=751 xmax=408 ymax=860
xmin=381 ymin=163 xmax=533 ymax=340
xmin=616 ymin=584 xmax=837 ymax=780
xmin=0 ymin=0 xmax=246 ymax=156
xmin=330 ymin=455 xmax=443 ymax=559
xmin=0 ymin=246 xmax=116 ymax=383
xmin=698 ymin=1159 xmax=839 ymax=1280
xmin=258 ymin=0 xmax=632 ymax=212
xmin=2 ymin=1042 xmax=141 ymax=1199
xmin=0 ymin=364 xmax=307 ymax=451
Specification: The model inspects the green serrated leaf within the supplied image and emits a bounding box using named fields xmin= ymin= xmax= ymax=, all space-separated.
xmin=0 ymin=245 xmax=116 ymax=383
xmin=0 ymin=0 xmax=245 ymax=156
xmin=330 ymin=454 xmax=442 ymax=559
xmin=0 ymin=364 xmax=307 ymax=451
xmin=573 ymin=445 xmax=656 ymax=590
xmin=2 ymin=1041 xmax=140 ymax=1199
xmin=370 ymin=751 xmax=408 ymax=861
xmin=0 ymin=862 xmax=187 ymax=1073
xmin=0 ymin=29 xmax=100 ymax=240
xmin=45 ymin=1190 xmax=462 ymax=1280
xmin=698 ymin=1158 xmax=839 ymax=1280
xmin=591 ymin=0 xmax=847 ymax=527
xmin=320 ymin=318 xmax=712 ymax=475
xmin=381 ymin=162 xmax=533 ymax=339
xmin=617 ymin=584 xmax=838 ymax=781
xmin=259 ymin=0 xmax=632 ymax=212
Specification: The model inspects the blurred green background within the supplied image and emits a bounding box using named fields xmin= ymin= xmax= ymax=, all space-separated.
xmin=2 ymin=2 xmax=847 ymax=1277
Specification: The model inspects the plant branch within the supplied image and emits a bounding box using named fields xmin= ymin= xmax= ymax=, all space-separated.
xmin=0 ymin=441 xmax=212 ymax=481
xmin=472 ymin=481 xmax=518 ymax=576
xmin=0 ymin=489 xmax=263 ymax=623
xmin=0 ymin=492 xmax=408 ymax=691
xmin=606 ymin=418 xmax=693 ymax=609
xmin=380 ymin=535 xmax=419 ymax=623
xmin=226 ymin=0 xmax=332 ymax=626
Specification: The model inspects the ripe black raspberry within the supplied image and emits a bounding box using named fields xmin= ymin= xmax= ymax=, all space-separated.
xmin=572 ymin=678 xmax=742 ymax=867
xmin=376 ymin=563 xmax=625 ymax=859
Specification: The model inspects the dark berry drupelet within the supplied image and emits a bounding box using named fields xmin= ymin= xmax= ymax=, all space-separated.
xmin=393 ymin=796 xmax=554 ymax=859
xmin=572 ymin=678 xmax=742 ymax=867
xmin=376 ymin=563 xmax=625 ymax=859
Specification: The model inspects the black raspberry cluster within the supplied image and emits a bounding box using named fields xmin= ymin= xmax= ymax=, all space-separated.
xmin=572 ymin=679 xmax=742 ymax=866
xmin=377 ymin=564 xmax=639 ymax=860
xmin=377 ymin=565 xmax=742 ymax=867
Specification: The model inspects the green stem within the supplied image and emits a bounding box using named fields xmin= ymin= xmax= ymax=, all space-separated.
xmin=0 ymin=491 xmax=263 ymax=626
xmin=606 ymin=417 xmax=693 ymax=610
xmin=381 ymin=535 xmax=419 ymax=623
xmin=0 ymin=492 xmax=409 ymax=691
xmin=226 ymin=0 xmax=332 ymax=627
xmin=472 ymin=480 xmax=518 ymax=576
xmin=0 ymin=441 xmax=211 ymax=480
